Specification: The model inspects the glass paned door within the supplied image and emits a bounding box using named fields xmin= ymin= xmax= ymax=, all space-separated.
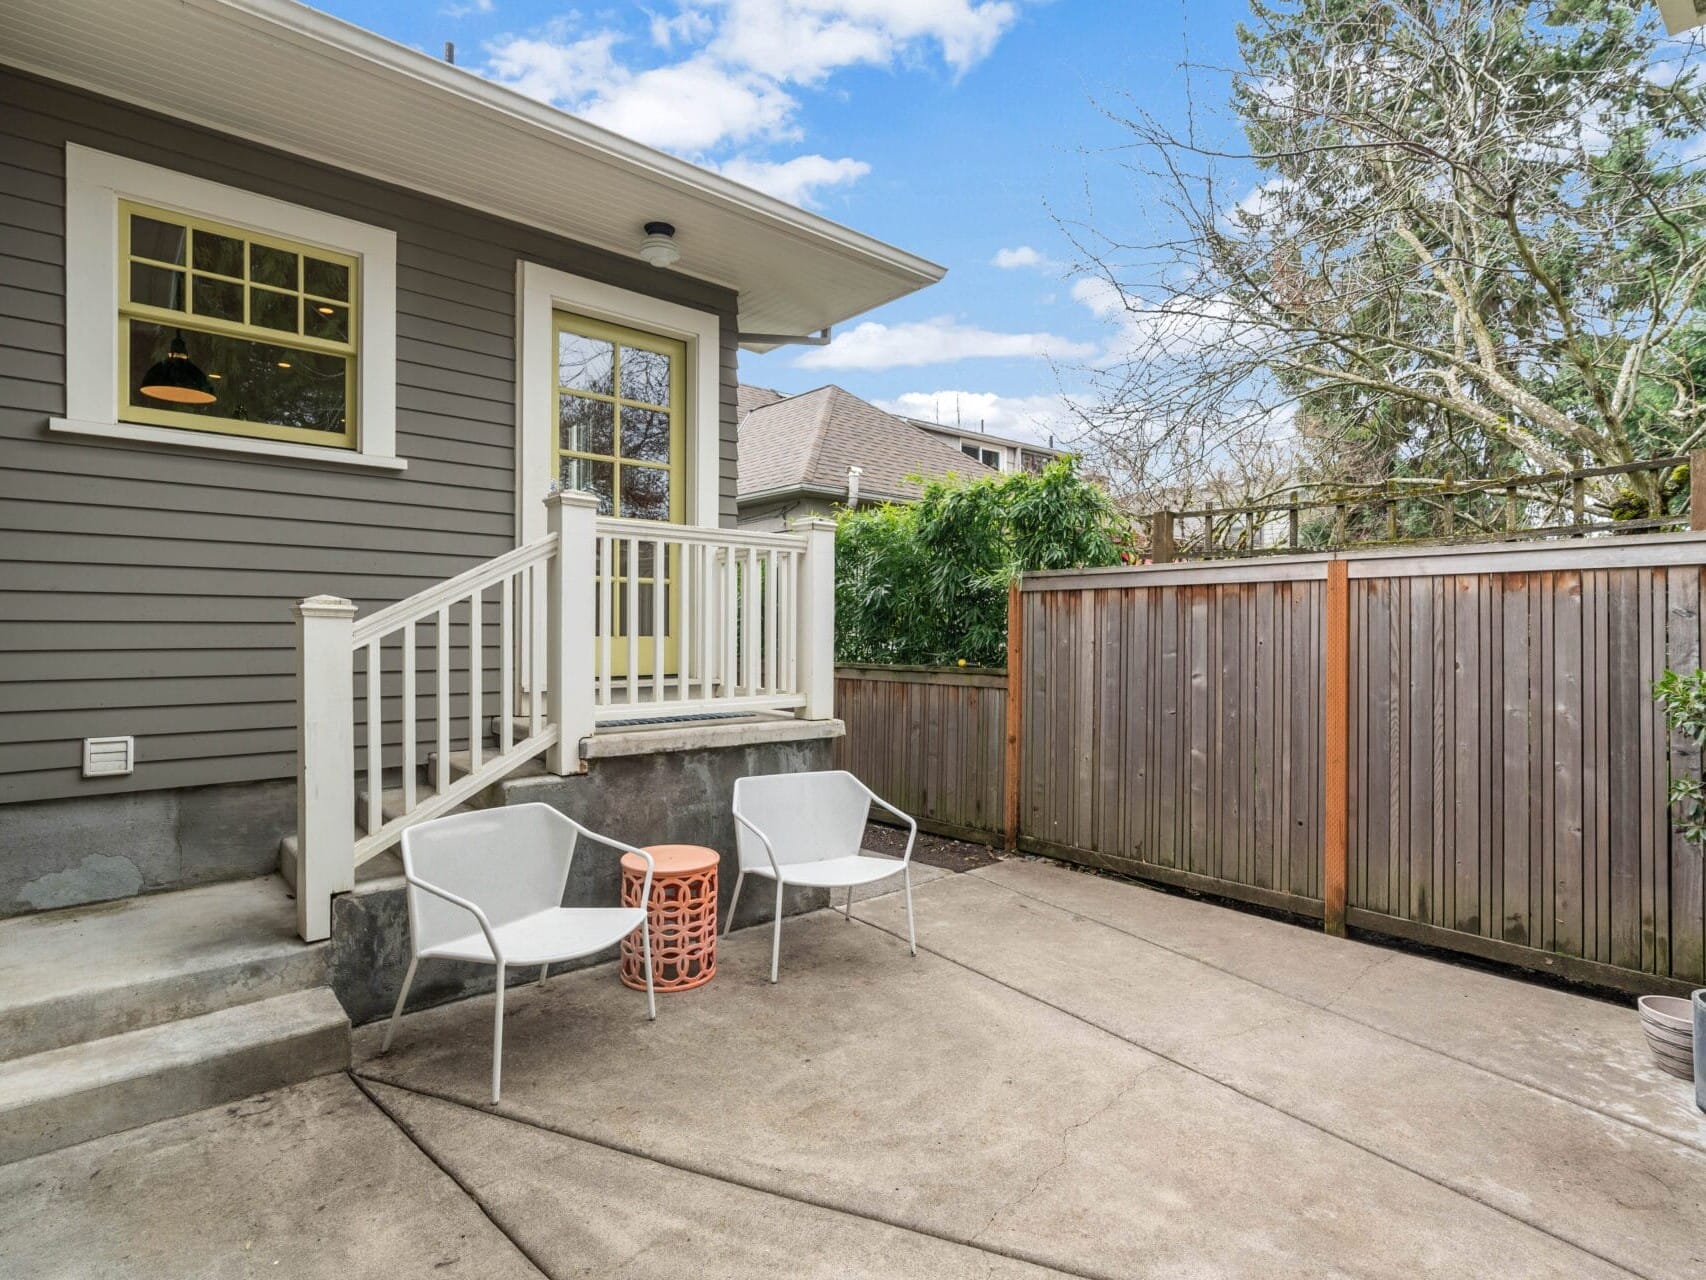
xmin=553 ymin=311 xmax=685 ymax=683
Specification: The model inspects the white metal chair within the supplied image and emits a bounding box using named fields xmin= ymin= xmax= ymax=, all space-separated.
xmin=381 ymin=803 xmax=656 ymax=1102
xmin=727 ymin=770 xmax=917 ymax=983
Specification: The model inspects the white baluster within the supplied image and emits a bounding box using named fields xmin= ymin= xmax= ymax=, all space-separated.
xmin=598 ymin=533 xmax=612 ymax=709
xmin=764 ymin=547 xmax=778 ymax=694
xmin=679 ymin=538 xmax=694 ymax=703
xmin=402 ymin=621 xmax=417 ymax=811
xmin=653 ymin=537 xmax=666 ymax=704
xmin=499 ymin=573 xmax=514 ymax=755
xmin=626 ymin=535 xmax=640 ymax=709
xmin=435 ymin=604 xmax=450 ymax=794
xmin=528 ymin=563 xmax=543 ymax=738
xmin=365 ymin=639 xmax=381 ymax=835
xmin=468 ymin=587 xmax=482 ymax=772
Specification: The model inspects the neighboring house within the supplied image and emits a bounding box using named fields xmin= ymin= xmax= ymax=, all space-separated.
xmin=736 ymin=384 xmax=996 ymax=529
xmin=0 ymin=0 xmax=943 ymax=1156
xmin=905 ymin=418 xmax=1063 ymax=474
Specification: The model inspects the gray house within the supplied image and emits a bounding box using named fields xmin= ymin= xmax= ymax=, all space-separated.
xmin=736 ymin=384 xmax=995 ymax=529
xmin=0 ymin=0 xmax=942 ymax=1160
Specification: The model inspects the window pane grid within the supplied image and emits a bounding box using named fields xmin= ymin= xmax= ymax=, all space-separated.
xmin=117 ymin=199 xmax=359 ymax=448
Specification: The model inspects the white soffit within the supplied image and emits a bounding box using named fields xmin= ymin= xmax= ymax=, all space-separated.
xmin=1 ymin=0 xmax=946 ymax=339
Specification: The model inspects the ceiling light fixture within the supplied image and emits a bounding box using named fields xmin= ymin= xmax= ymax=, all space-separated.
xmin=138 ymin=331 xmax=217 ymax=404
xmin=638 ymin=221 xmax=680 ymax=269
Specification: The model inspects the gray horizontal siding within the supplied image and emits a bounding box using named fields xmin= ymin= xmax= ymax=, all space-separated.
xmin=0 ymin=67 xmax=740 ymax=803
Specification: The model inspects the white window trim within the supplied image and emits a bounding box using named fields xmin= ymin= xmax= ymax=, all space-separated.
xmin=52 ymin=143 xmax=401 ymax=470
xmin=516 ymin=260 xmax=721 ymax=543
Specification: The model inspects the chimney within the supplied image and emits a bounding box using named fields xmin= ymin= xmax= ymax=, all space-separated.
xmin=444 ymin=41 xmax=456 ymax=64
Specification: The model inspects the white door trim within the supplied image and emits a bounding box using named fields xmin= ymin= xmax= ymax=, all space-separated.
xmin=515 ymin=261 xmax=722 ymax=545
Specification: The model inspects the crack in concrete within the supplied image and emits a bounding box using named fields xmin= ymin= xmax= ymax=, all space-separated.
xmin=352 ymin=1070 xmax=1105 ymax=1280
xmin=956 ymin=870 xmax=1706 ymax=1159
xmin=848 ymin=911 xmax=1652 ymax=1280
xmin=351 ymin=1074 xmax=557 ymax=1280
xmin=966 ymin=1062 xmax=1162 ymax=1251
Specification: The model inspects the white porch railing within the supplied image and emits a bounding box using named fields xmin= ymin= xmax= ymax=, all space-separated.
xmin=291 ymin=490 xmax=836 ymax=940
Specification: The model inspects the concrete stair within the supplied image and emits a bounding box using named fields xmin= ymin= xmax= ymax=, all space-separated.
xmin=0 ymin=877 xmax=349 ymax=1164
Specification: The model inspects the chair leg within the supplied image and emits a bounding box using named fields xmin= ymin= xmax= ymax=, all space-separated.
xmin=538 ymin=963 xmax=550 ymax=985
xmin=904 ymin=866 xmax=917 ymax=957
xmin=490 ymin=962 xmax=506 ymax=1105
xmin=844 ymin=885 xmax=854 ymax=923
xmin=641 ymin=917 xmax=657 ymax=1021
xmin=724 ymin=870 xmax=745 ymax=937
xmin=380 ymin=956 xmax=418 ymax=1054
xmin=770 ymin=879 xmax=785 ymax=984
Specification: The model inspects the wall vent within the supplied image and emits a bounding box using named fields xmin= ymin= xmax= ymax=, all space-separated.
xmin=82 ymin=736 xmax=135 ymax=778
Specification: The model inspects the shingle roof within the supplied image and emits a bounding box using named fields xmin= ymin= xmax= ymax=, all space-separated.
xmin=737 ymin=385 xmax=997 ymax=504
xmin=737 ymin=384 xmax=787 ymax=418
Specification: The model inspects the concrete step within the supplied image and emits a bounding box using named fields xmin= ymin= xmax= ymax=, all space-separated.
xmin=0 ymin=986 xmax=349 ymax=1164
xmin=277 ymin=835 xmax=403 ymax=895
xmin=0 ymin=877 xmax=327 ymax=1062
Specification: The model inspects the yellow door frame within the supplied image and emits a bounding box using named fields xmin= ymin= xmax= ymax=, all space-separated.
xmin=552 ymin=310 xmax=686 ymax=683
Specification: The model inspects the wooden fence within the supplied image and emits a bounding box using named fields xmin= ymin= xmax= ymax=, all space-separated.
xmin=1014 ymin=535 xmax=1706 ymax=997
xmin=834 ymin=664 xmax=1007 ymax=843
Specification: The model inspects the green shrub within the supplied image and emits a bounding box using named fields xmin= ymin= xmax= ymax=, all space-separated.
xmin=1655 ymin=668 xmax=1706 ymax=848
xmin=834 ymin=458 xmax=1130 ymax=667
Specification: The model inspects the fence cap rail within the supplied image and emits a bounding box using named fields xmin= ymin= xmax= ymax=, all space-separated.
xmin=1022 ymin=529 xmax=1706 ymax=591
xmin=837 ymin=662 xmax=1008 ymax=686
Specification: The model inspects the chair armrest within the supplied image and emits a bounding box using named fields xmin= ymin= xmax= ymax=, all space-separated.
xmin=565 ymin=821 xmax=656 ymax=905
xmin=731 ymin=807 xmax=783 ymax=877
xmin=860 ymin=784 xmax=918 ymax=865
xmin=406 ymin=876 xmax=503 ymax=964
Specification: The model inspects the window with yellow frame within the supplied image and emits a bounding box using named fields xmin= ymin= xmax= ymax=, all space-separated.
xmin=118 ymin=200 xmax=358 ymax=449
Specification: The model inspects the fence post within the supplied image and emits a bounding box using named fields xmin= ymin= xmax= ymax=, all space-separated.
xmin=792 ymin=518 xmax=837 ymax=719
xmin=294 ymin=594 xmax=356 ymax=942
xmin=1692 ymin=449 xmax=1706 ymax=532
xmin=545 ymin=489 xmax=599 ymax=775
xmin=1323 ymin=560 xmax=1349 ymax=938
xmin=1150 ymin=510 xmax=1175 ymax=563
xmin=1004 ymin=575 xmax=1024 ymax=851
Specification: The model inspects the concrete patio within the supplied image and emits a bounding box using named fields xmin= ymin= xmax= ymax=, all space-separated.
xmin=4 ymin=855 xmax=1705 ymax=1279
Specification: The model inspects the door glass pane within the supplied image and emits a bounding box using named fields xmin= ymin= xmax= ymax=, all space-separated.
xmin=560 ymin=456 xmax=614 ymax=513
xmin=558 ymin=331 xmax=614 ymax=395
xmin=620 ymin=344 xmax=672 ymax=407
xmin=620 ymin=465 xmax=670 ymax=521
xmin=620 ymin=407 xmax=672 ymax=463
xmin=130 ymin=214 xmax=186 ymax=265
xmin=560 ymin=396 xmax=614 ymax=456
xmin=127 ymin=320 xmax=348 ymax=435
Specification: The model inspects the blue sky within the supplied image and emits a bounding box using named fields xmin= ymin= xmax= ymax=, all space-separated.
xmin=317 ymin=0 xmax=1252 ymax=444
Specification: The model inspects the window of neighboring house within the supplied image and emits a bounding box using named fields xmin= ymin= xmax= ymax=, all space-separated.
xmin=119 ymin=201 xmax=358 ymax=448
xmin=961 ymin=442 xmax=1002 ymax=469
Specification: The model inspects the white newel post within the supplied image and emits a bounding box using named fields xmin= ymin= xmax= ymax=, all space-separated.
xmin=791 ymin=517 xmax=837 ymax=720
xmin=294 ymin=594 xmax=357 ymax=942
xmin=545 ymin=489 xmax=599 ymax=774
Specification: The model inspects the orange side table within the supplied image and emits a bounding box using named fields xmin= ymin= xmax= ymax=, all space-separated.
xmin=619 ymin=844 xmax=718 ymax=992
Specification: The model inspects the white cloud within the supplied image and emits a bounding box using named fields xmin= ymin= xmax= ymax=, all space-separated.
xmin=877 ymin=390 xmax=1076 ymax=444
xmin=709 ymin=0 xmax=1018 ymax=84
xmin=483 ymin=2 xmax=1021 ymax=185
xmin=992 ymin=245 xmax=1055 ymax=270
xmin=796 ymin=317 xmax=1097 ymax=370
xmin=651 ymin=8 xmax=714 ymax=47
xmin=444 ymin=0 xmax=494 ymax=16
xmin=582 ymin=58 xmax=798 ymax=151
xmin=717 ymin=153 xmax=871 ymax=205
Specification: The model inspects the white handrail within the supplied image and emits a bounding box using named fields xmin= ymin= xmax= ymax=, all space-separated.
xmin=353 ymin=535 xmax=556 ymax=645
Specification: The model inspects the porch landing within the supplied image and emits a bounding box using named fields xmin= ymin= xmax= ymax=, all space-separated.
xmin=5 ymin=857 xmax=1704 ymax=1278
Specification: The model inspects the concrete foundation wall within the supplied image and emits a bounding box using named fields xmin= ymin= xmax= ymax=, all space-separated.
xmin=331 ymin=737 xmax=836 ymax=1025
xmin=0 ymin=781 xmax=291 ymax=916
